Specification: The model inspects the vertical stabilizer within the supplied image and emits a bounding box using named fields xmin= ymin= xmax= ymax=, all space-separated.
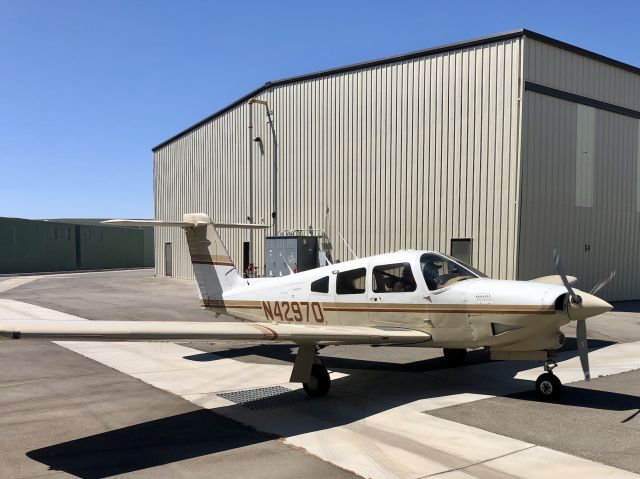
xmin=182 ymin=213 xmax=244 ymax=303
xmin=102 ymin=214 xmax=269 ymax=304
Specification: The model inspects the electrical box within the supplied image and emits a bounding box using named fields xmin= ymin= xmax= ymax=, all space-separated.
xmin=265 ymin=236 xmax=319 ymax=277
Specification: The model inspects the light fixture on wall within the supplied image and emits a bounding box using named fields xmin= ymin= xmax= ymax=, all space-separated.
xmin=253 ymin=136 xmax=265 ymax=156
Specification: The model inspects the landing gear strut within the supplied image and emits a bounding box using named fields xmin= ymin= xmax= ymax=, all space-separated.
xmin=536 ymin=358 xmax=562 ymax=399
xmin=443 ymin=348 xmax=467 ymax=367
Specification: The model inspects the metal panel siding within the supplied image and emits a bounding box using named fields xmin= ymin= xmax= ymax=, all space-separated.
xmin=520 ymin=37 xmax=640 ymax=300
xmin=518 ymin=91 xmax=640 ymax=300
xmin=0 ymin=218 xmax=148 ymax=274
xmin=154 ymin=39 xmax=523 ymax=280
xmin=637 ymin=121 xmax=640 ymax=213
xmin=575 ymin=104 xmax=595 ymax=207
xmin=525 ymin=38 xmax=640 ymax=111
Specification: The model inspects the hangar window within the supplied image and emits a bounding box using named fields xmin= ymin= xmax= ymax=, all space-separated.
xmin=311 ymin=276 xmax=329 ymax=293
xmin=372 ymin=263 xmax=416 ymax=293
xmin=450 ymin=239 xmax=472 ymax=265
xmin=336 ymin=268 xmax=366 ymax=295
xmin=47 ymin=226 xmax=57 ymax=240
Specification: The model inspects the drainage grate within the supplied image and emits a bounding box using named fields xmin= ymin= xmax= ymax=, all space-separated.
xmin=218 ymin=386 xmax=308 ymax=410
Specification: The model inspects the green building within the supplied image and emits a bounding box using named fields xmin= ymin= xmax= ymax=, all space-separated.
xmin=0 ymin=217 xmax=154 ymax=274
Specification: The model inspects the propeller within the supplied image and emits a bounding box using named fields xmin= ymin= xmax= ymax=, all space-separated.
xmin=589 ymin=271 xmax=616 ymax=296
xmin=575 ymin=319 xmax=590 ymax=381
xmin=553 ymin=249 xmax=581 ymax=304
xmin=552 ymin=249 xmax=615 ymax=382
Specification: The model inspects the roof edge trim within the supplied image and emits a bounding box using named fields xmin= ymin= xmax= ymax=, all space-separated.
xmin=152 ymin=28 xmax=640 ymax=152
xmin=152 ymin=29 xmax=526 ymax=152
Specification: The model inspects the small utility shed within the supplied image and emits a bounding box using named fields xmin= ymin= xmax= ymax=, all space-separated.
xmin=152 ymin=29 xmax=640 ymax=301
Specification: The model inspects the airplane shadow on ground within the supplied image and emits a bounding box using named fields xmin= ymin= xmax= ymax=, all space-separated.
xmin=27 ymin=338 xmax=640 ymax=478
xmin=27 ymin=409 xmax=279 ymax=479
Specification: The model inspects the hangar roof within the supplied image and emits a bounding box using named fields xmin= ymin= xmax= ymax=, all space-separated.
xmin=152 ymin=28 xmax=640 ymax=152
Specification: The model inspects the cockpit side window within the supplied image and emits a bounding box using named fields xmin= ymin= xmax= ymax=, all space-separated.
xmin=310 ymin=276 xmax=329 ymax=293
xmin=336 ymin=268 xmax=366 ymax=295
xmin=372 ymin=263 xmax=417 ymax=293
xmin=420 ymin=253 xmax=484 ymax=291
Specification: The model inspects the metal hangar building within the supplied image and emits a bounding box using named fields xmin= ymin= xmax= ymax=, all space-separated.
xmin=152 ymin=29 xmax=640 ymax=301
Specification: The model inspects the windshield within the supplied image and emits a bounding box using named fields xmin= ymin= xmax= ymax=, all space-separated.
xmin=420 ymin=253 xmax=486 ymax=291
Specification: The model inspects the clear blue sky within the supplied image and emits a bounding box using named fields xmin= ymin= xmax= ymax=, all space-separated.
xmin=1 ymin=0 xmax=638 ymax=219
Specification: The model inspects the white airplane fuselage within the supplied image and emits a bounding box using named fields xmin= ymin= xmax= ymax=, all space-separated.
xmin=206 ymin=250 xmax=577 ymax=353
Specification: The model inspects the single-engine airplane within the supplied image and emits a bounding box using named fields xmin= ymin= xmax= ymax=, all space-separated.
xmin=0 ymin=213 xmax=614 ymax=399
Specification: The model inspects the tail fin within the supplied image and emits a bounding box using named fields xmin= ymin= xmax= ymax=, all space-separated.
xmin=102 ymin=214 xmax=268 ymax=302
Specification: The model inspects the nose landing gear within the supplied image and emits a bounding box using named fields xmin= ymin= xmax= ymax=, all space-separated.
xmin=535 ymin=358 xmax=562 ymax=399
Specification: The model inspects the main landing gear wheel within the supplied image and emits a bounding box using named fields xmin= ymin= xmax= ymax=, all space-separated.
xmin=536 ymin=372 xmax=562 ymax=399
xmin=303 ymin=362 xmax=331 ymax=397
xmin=443 ymin=348 xmax=467 ymax=367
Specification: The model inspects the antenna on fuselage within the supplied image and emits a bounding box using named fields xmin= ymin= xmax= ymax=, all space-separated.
xmin=338 ymin=232 xmax=359 ymax=260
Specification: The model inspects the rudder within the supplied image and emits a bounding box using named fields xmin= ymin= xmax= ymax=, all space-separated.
xmin=182 ymin=213 xmax=244 ymax=304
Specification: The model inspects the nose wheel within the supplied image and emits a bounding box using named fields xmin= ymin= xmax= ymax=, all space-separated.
xmin=535 ymin=359 xmax=562 ymax=399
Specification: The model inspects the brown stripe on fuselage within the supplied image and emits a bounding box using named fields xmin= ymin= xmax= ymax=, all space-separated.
xmin=200 ymin=299 xmax=263 ymax=310
xmin=324 ymin=303 xmax=555 ymax=314
xmin=200 ymin=299 xmax=556 ymax=315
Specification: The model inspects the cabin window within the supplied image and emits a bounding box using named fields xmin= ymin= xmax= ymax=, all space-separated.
xmin=372 ymin=263 xmax=417 ymax=293
xmin=336 ymin=268 xmax=366 ymax=295
xmin=311 ymin=276 xmax=329 ymax=293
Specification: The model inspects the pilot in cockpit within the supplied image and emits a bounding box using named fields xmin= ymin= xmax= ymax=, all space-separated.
xmin=422 ymin=260 xmax=440 ymax=291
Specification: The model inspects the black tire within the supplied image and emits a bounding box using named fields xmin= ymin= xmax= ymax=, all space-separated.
xmin=303 ymin=363 xmax=331 ymax=397
xmin=443 ymin=348 xmax=467 ymax=367
xmin=536 ymin=372 xmax=562 ymax=399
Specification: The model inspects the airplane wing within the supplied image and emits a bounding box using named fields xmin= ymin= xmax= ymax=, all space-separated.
xmin=0 ymin=320 xmax=431 ymax=346
xmin=530 ymin=274 xmax=577 ymax=286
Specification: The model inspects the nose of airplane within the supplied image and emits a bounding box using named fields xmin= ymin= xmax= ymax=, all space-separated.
xmin=568 ymin=290 xmax=613 ymax=321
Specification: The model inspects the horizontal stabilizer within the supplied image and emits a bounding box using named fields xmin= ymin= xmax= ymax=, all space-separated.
xmin=102 ymin=218 xmax=269 ymax=229
xmin=102 ymin=219 xmax=199 ymax=228
xmin=0 ymin=320 xmax=430 ymax=346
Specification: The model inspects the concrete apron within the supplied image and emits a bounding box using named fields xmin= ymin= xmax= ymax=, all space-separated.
xmin=0 ymin=277 xmax=41 ymax=294
xmin=1 ymin=298 xmax=638 ymax=479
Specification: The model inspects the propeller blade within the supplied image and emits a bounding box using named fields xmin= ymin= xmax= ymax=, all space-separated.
xmin=576 ymin=319 xmax=590 ymax=381
xmin=590 ymin=271 xmax=616 ymax=296
xmin=553 ymin=249 xmax=581 ymax=304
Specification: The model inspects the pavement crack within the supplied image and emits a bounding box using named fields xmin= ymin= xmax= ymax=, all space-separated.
xmin=419 ymin=444 xmax=537 ymax=478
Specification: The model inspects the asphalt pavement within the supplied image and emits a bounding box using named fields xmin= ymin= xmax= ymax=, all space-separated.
xmin=1 ymin=270 xmax=639 ymax=478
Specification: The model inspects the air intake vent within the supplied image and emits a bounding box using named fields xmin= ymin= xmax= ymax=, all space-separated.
xmin=475 ymin=293 xmax=492 ymax=304
xmin=491 ymin=323 xmax=523 ymax=335
xmin=555 ymin=293 xmax=568 ymax=311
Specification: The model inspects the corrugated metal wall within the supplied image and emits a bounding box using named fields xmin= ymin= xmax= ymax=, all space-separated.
xmin=525 ymin=39 xmax=640 ymax=111
xmin=154 ymin=38 xmax=524 ymax=281
xmin=519 ymin=39 xmax=640 ymax=300
xmin=0 ymin=217 xmax=151 ymax=274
